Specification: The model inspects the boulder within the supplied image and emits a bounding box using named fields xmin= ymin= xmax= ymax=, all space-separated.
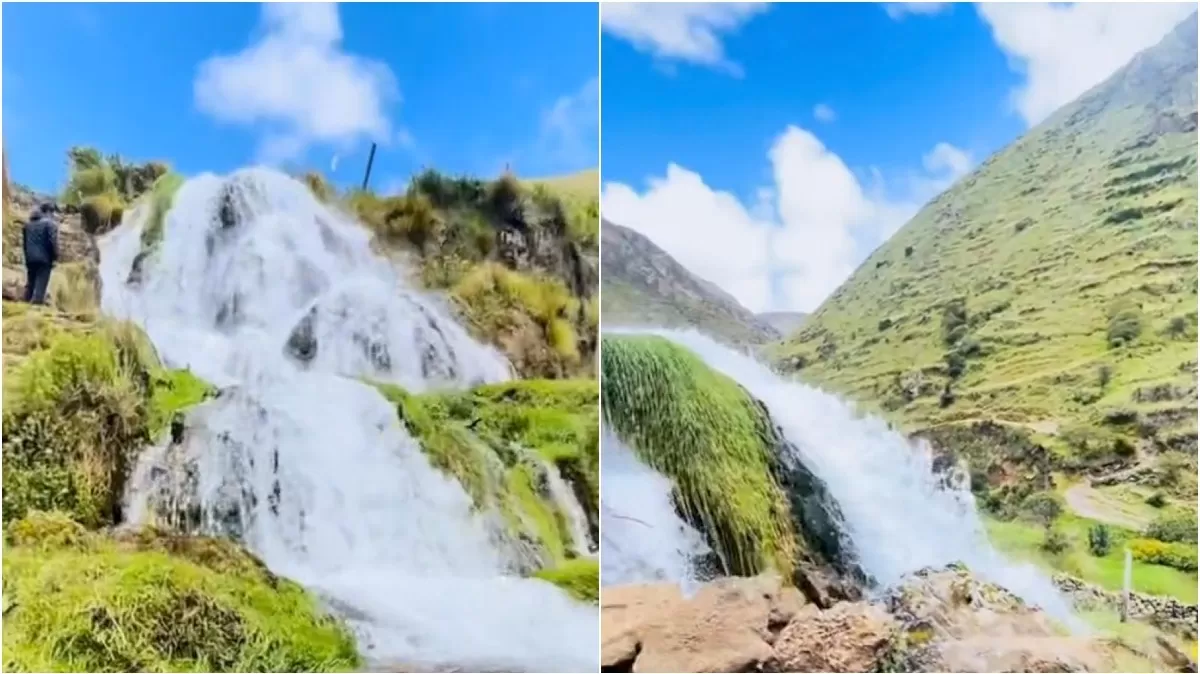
xmin=769 ymin=602 xmax=898 ymax=672
xmin=601 ymin=574 xmax=805 ymax=673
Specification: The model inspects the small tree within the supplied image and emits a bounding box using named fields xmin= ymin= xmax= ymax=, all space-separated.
xmin=1097 ymin=363 xmax=1113 ymax=390
xmin=1087 ymin=524 xmax=1111 ymax=557
xmin=1022 ymin=491 xmax=1063 ymax=526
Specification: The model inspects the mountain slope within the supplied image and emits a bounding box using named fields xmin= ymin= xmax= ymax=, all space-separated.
xmin=758 ymin=311 xmax=808 ymax=335
xmin=602 ymin=219 xmax=779 ymax=345
xmin=776 ymin=16 xmax=1198 ymax=479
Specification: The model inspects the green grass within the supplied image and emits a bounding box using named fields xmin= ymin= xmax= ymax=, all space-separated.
xmin=371 ymin=378 xmax=598 ymax=568
xmin=533 ymin=558 xmax=599 ymax=603
xmin=3 ymin=513 xmax=359 ymax=672
xmin=984 ymin=513 xmax=1198 ymax=603
xmin=2 ymin=307 xmax=211 ymax=528
xmin=601 ymin=334 xmax=799 ymax=580
xmin=140 ymin=172 xmax=186 ymax=251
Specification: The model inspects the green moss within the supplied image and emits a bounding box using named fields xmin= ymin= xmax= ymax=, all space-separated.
xmin=3 ymin=516 xmax=359 ymax=672
xmin=601 ymin=334 xmax=798 ymax=580
xmin=2 ymin=312 xmax=211 ymax=528
xmin=140 ymin=172 xmax=185 ymax=251
xmin=370 ymin=378 xmax=598 ymax=566
xmin=534 ymin=558 xmax=599 ymax=603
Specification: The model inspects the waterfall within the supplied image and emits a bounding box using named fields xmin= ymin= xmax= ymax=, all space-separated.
xmin=599 ymin=427 xmax=711 ymax=588
xmin=602 ymin=327 xmax=1079 ymax=626
xmin=101 ymin=168 xmax=597 ymax=672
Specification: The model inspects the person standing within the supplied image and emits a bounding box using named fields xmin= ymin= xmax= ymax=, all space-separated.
xmin=22 ymin=202 xmax=58 ymax=305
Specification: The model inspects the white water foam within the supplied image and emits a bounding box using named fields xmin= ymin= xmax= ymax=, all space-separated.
xmin=599 ymin=427 xmax=711 ymax=588
xmin=102 ymin=168 xmax=597 ymax=672
xmin=541 ymin=459 xmax=597 ymax=557
xmin=604 ymin=327 xmax=1079 ymax=626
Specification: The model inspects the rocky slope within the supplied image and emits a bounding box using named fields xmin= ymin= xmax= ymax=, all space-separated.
xmin=773 ymin=14 xmax=1198 ymax=595
xmin=601 ymin=219 xmax=780 ymax=346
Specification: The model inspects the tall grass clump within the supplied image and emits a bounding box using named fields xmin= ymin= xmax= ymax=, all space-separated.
xmin=140 ymin=172 xmax=186 ymax=251
xmin=600 ymin=334 xmax=798 ymax=579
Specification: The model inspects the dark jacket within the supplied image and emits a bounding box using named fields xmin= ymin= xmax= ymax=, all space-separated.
xmin=23 ymin=211 xmax=59 ymax=266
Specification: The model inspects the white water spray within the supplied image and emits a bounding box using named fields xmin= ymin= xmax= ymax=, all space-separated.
xmin=599 ymin=427 xmax=711 ymax=587
xmin=604 ymin=327 xmax=1078 ymax=625
xmin=102 ymin=169 xmax=597 ymax=672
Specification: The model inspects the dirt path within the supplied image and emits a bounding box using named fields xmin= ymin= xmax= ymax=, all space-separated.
xmin=1064 ymin=482 xmax=1153 ymax=530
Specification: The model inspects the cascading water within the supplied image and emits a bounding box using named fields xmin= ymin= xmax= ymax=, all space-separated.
xmin=602 ymin=327 xmax=1079 ymax=626
xmin=541 ymin=459 xmax=598 ymax=557
xmin=100 ymin=168 xmax=598 ymax=672
xmin=599 ymin=427 xmax=711 ymax=587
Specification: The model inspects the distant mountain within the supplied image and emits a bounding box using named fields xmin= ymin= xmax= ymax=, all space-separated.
xmin=758 ymin=311 xmax=808 ymax=336
xmin=601 ymin=219 xmax=779 ymax=345
xmin=777 ymin=14 xmax=1198 ymax=476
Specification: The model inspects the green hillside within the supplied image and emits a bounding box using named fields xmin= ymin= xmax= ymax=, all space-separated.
xmin=777 ymin=15 xmax=1197 ymax=459
xmin=774 ymin=13 xmax=1198 ymax=580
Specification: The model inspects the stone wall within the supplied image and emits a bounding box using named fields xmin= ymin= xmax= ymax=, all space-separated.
xmin=1053 ymin=574 xmax=1198 ymax=638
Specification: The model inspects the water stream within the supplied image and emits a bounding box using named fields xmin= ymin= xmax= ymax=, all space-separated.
xmin=100 ymin=169 xmax=598 ymax=672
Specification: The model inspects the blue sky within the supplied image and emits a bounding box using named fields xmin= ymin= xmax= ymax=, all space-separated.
xmin=601 ymin=2 xmax=1196 ymax=313
xmin=4 ymin=2 xmax=598 ymax=195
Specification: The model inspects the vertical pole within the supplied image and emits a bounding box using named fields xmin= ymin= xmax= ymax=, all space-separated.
xmin=362 ymin=142 xmax=378 ymax=191
xmin=1121 ymin=547 xmax=1132 ymax=622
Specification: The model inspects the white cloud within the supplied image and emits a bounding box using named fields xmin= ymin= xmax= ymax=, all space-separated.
xmin=813 ymin=103 xmax=837 ymax=123
xmin=601 ymin=3 xmax=769 ymax=75
xmin=884 ymin=3 xmax=950 ymax=20
xmin=978 ymin=3 xmax=1195 ymax=126
xmin=603 ymin=127 xmax=972 ymax=313
xmin=194 ymin=3 xmax=399 ymax=163
xmin=538 ymin=77 xmax=599 ymax=168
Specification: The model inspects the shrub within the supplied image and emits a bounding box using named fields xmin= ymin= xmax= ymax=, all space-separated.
xmin=80 ymin=192 xmax=125 ymax=235
xmin=1145 ymin=492 xmax=1167 ymax=508
xmin=1020 ymin=491 xmax=1063 ymax=526
xmin=1130 ymin=538 xmax=1198 ymax=571
xmin=1087 ymin=523 xmax=1111 ymax=557
xmin=1167 ymin=315 xmax=1189 ymax=338
xmin=941 ymin=297 xmax=969 ymax=346
xmin=904 ymin=245 xmax=914 ymax=257
xmin=1144 ymin=511 xmax=1198 ymax=543
xmin=1097 ymin=363 xmax=1113 ymax=389
xmin=878 ymin=317 xmax=893 ymax=331
xmin=1106 ymin=299 xmax=1143 ymax=347
xmin=2 ymin=317 xmax=209 ymax=527
xmin=944 ymin=350 xmax=967 ymax=378
xmin=1041 ymin=527 xmax=1069 ymax=555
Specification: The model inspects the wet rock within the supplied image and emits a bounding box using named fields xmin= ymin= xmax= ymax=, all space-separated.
xmin=285 ymin=307 xmax=319 ymax=363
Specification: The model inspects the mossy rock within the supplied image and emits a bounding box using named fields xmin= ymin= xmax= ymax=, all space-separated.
xmin=372 ymin=378 xmax=598 ymax=571
xmin=534 ymin=558 xmax=599 ymax=603
xmin=2 ymin=304 xmax=213 ymax=528
xmin=3 ymin=512 xmax=359 ymax=672
xmin=601 ymin=334 xmax=799 ymax=581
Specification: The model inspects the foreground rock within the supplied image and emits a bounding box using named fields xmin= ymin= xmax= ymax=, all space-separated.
xmin=601 ymin=565 xmax=1149 ymax=673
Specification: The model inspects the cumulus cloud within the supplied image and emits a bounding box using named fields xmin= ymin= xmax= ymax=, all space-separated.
xmin=813 ymin=103 xmax=837 ymax=123
xmin=603 ymin=128 xmax=972 ymax=313
xmin=601 ymin=3 xmax=769 ymax=75
xmin=538 ymin=77 xmax=600 ymax=168
xmin=884 ymin=3 xmax=950 ymax=20
xmin=978 ymin=2 xmax=1195 ymax=126
xmin=194 ymin=3 xmax=399 ymax=163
